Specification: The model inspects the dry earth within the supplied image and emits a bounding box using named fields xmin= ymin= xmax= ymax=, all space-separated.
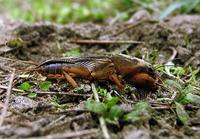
xmin=0 ymin=11 xmax=200 ymax=139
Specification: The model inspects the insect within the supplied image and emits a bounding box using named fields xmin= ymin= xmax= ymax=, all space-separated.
xmin=35 ymin=54 xmax=158 ymax=90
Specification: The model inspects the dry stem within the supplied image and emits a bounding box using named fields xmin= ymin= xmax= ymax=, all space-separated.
xmin=0 ymin=69 xmax=15 ymax=126
xmin=91 ymin=83 xmax=110 ymax=139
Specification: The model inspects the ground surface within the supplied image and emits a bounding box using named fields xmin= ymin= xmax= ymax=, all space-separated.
xmin=0 ymin=11 xmax=200 ymax=139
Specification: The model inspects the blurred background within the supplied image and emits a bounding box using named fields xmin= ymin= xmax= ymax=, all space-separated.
xmin=0 ymin=0 xmax=200 ymax=23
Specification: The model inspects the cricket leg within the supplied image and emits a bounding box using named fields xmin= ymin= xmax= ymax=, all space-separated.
xmin=91 ymin=63 xmax=125 ymax=90
xmin=63 ymin=71 xmax=78 ymax=88
xmin=47 ymin=74 xmax=66 ymax=79
xmin=109 ymin=74 xmax=125 ymax=90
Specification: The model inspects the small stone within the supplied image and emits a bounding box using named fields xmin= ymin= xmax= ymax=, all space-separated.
xmin=14 ymin=127 xmax=32 ymax=137
xmin=10 ymin=96 xmax=38 ymax=112
xmin=124 ymin=130 xmax=150 ymax=139
xmin=83 ymin=84 xmax=91 ymax=92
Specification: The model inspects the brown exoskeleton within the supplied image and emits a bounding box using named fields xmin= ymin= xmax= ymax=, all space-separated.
xmin=35 ymin=54 xmax=158 ymax=90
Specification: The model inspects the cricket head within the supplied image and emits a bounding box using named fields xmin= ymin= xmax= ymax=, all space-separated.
xmin=116 ymin=54 xmax=158 ymax=90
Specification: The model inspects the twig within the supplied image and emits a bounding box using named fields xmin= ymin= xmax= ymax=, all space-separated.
xmin=0 ymin=47 xmax=17 ymax=55
xmin=50 ymin=109 xmax=88 ymax=114
xmin=41 ymin=115 xmax=66 ymax=132
xmin=113 ymin=90 xmax=134 ymax=104
xmin=34 ymin=90 xmax=91 ymax=97
xmin=0 ymin=85 xmax=91 ymax=97
xmin=0 ymin=80 xmax=9 ymax=84
xmin=185 ymin=56 xmax=195 ymax=67
xmin=3 ymin=119 xmax=32 ymax=128
xmin=194 ymin=86 xmax=200 ymax=91
xmin=68 ymin=39 xmax=144 ymax=45
xmin=91 ymin=83 xmax=110 ymax=139
xmin=0 ymin=64 xmax=14 ymax=72
xmin=0 ymin=69 xmax=15 ymax=126
xmin=163 ymin=71 xmax=185 ymax=84
xmin=170 ymin=91 xmax=178 ymax=104
xmin=152 ymin=106 xmax=173 ymax=110
xmin=0 ymin=56 xmax=37 ymax=65
xmin=43 ymin=128 xmax=98 ymax=139
xmin=0 ymin=85 xmax=24 ymax=93
xmin=152 ymin=104 xmax=200 ymax=110
xmin=40 ymin=113 xmax=91 ymax=134
xmin=166 ymin=47 xmax=177 ymax=63
xmin=9 ymin=108 xmax=34 ymax=121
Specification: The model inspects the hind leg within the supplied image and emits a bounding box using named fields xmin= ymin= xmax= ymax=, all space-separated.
xmin=109 ymin=74 xmax=124 ymax=90
xmin=63 ymin=71 xmax=78 ymax=88
xmin=91 ymin=63 xmax=124 ymax=90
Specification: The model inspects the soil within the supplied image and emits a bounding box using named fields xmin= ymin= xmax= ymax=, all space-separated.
xmin=0 ymin=11 xmax=200 ymax=139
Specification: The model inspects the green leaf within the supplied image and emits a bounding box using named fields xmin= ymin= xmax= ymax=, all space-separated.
xmin=63 ymin=48 xmax=81 ymax=57
xmin=175 ymin=102 xmax=190 ymax=125
xmin=97 ymin=87 xmax=112 ymax=100
xmin=164 ymin=79 xmax=182 ymax=91
xmin=51 ymin=95 xmax=66 ymax=109
xmin=186 ymin=67 xmax=200 ymax=83
xmin=18 ymin=82 xmax=32 ymax=91
xmin=85 ymin=98 xmax=123 ymax=125
xmin=51 ymin=101 xmax=66 ymax=109
xmin=125 ymin=84 xmax=136 ymax=92
xmin=160 ymin=0 xmax=200 ymax=20
xmin=85 ymin=100 xmax=107 ymax=115
xmin=39 ymin=81 xmax=52 ymax=91
xmin=177 ymin=85 xmax=198 ymax=102
xmin=176 ymin=67 xmax=186 ymax=76
xmin=98 ymin=87 xmax=107 ymax=95
xmin=134 ymin=101 xmax=152 ymax=111
xmin=105 ymin=97 xmax=119 ymax=108
xmin=181 ymin=93 xmax=200 ymax=104
xmin=105 ymin=105 xmax=123 ymax=125
xmin=28 ymin=92 xmax=37 ymax=98
xmin=73 ymin=84 xmax=84 ymax=93
xmin=124 ymin=102 xmax=152 ymax=122
xmin=108 ymin=105 xmax=123 ymax=121
xmin=160 ymin=1 xmax=183 ymax=20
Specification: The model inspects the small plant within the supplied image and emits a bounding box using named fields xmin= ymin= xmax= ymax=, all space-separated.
xmin=155 ymin=63 xmax=199 ymax=86
xmin=175 ymin=102 xmax=190 ymax=125
xmin=51 ymin=95 xmax=66 ymax=109
xmin=28 ymin=92 xmax=37 ymax=98
xmin=85 ymin=97 xmax=123 ymax=125
xmin=85 ymin=99 xmax=154 ymax=125
xmin=185 ymin=67 xmax=199 ymax=84
xmin=18 ymin=82 xmax=32 ymax=91
xmin=164 ymin=79 xmax=182 ymax=91
xmin=97 ymin=87 xmax=112 ymax=100
xmin=124 ymin=102 xmax=153 ymax=123
xmin=176 ymin=85 xmax=200 ymax=104
xmin=39 ymin=81 xmax=52 ymax=91
xmin=18 ymin=82 xmax=37 ymax=98
xmin=73 ymin=84 xmax=85 ymax=93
